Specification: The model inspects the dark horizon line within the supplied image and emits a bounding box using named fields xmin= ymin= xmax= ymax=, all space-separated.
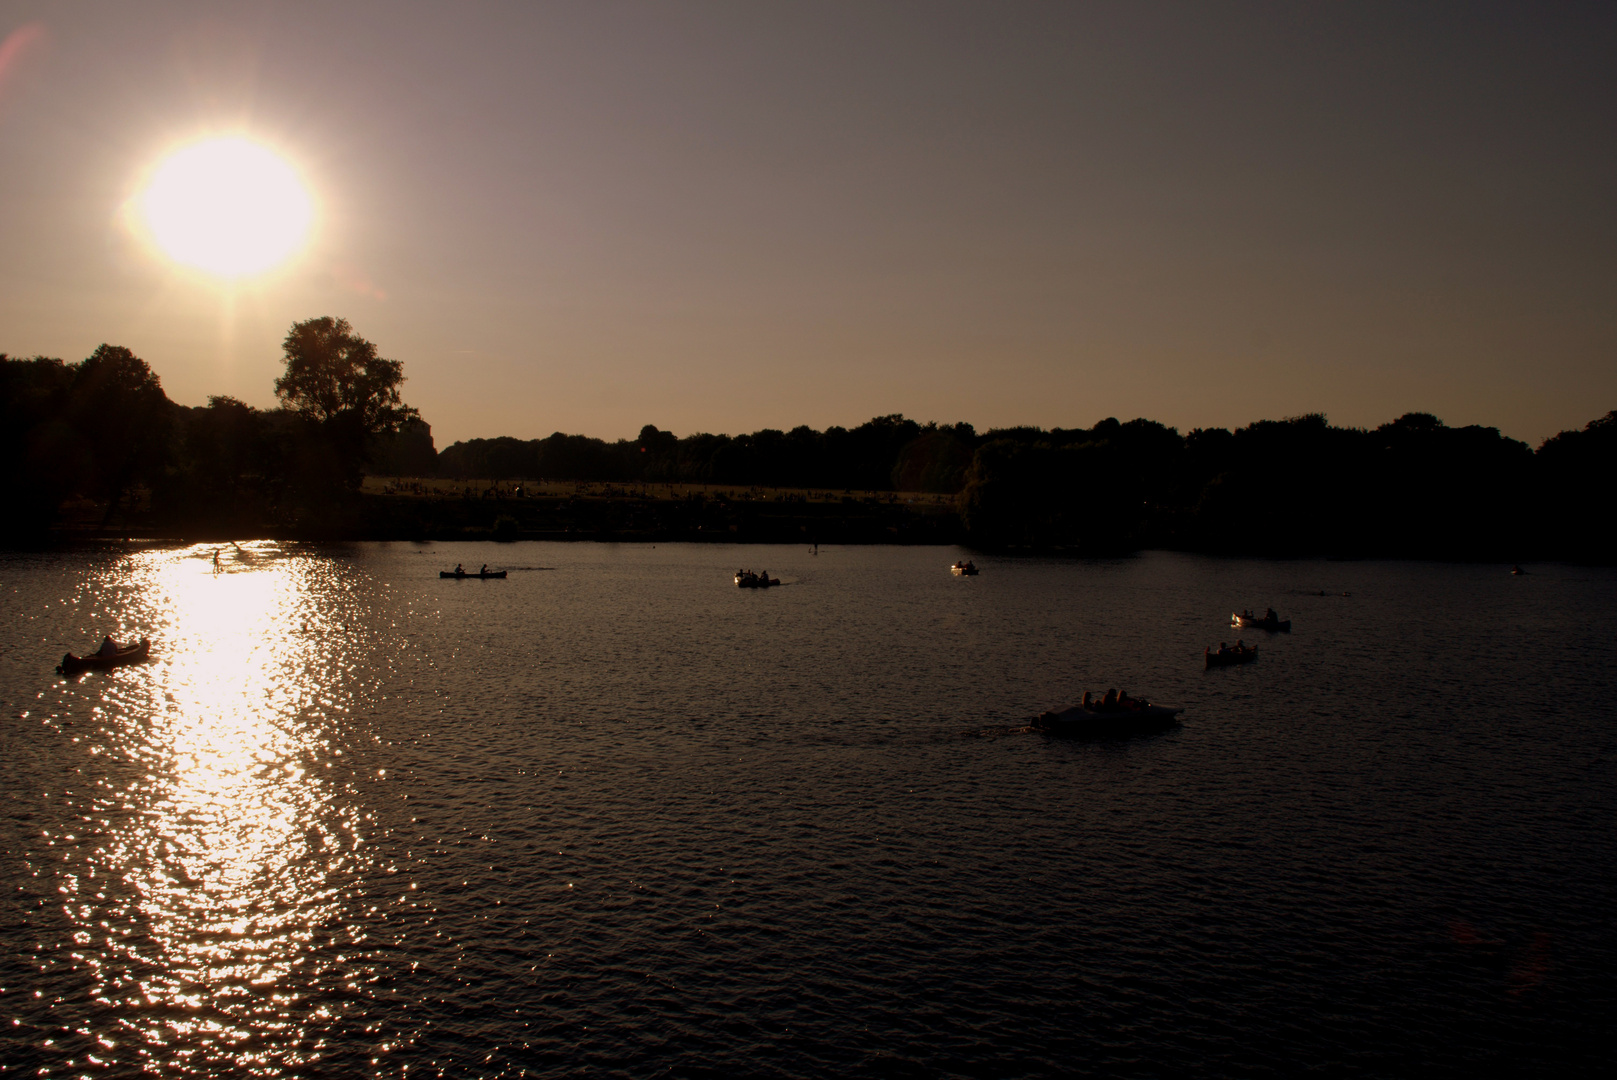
xmin=423 ymin=408 xmax=1609 ymax=456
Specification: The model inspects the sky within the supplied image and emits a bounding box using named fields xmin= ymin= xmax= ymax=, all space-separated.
xmin=1 ymin=1 xmax=1613 ymax=448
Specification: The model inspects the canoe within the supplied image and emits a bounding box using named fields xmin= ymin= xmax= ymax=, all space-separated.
xmin=1233 ymin=613 xmax=1290 ymax=631
xmin=59 ymin=638 xmax=150 ymax=675
xmin=440 ymin=570 xmax=507 ymax=579
xmin=1205 ymin=646 xmax=1257 ymax=669
xmin=1035 ymin=701 xmax=1182 ymax=736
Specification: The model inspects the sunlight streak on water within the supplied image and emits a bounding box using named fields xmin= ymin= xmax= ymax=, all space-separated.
xmin=43 ymin=543 xmax=380 ymax=1074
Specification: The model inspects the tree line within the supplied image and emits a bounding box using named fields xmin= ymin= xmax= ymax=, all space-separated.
xmin=955 ymin=412 xmax=1614 ymax=561
xmin=439 ymin=410 xmax=1614 ymax=560
xmin=3 ymin=318 xmax=1612 ymax=559
xmin=436 ymin=416 xmax=977 ymax=493
xmin=2 ymin=318 xmax=426 ymax=539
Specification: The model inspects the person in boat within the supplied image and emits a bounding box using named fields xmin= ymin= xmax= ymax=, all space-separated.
xmin=454 ymin=563 xmax=464 ymax=575
xmin=1236 ymin=639 xmax=1246 ymax=651
xmin=1265 ymin=608 xmax=1277 ymax=622
xmin=1083 ymin=691 xmax=1093 ymax=709
xmin=480 ymin=564 xmax=488 ymax=575
xmin=1102 ymin=688 xmax=1118 ymax=710
xmin=96 ymin=636 xmax=121 ymax=657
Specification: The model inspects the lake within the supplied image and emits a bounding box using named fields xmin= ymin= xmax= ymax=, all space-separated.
xmin=2 ymin=543 xmax=1613 ymax=1076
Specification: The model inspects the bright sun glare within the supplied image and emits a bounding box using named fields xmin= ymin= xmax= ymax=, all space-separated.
xmin=140 ymin=137 xmax=313 ymax=277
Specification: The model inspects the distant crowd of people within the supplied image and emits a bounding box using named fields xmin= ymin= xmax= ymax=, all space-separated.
xmin=379 ymin=480 xmax=531 ymax=499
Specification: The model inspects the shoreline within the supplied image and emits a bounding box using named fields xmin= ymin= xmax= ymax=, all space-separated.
xmin=5 ymin=535 xmax=1598 ymax=568
xmin=9 ymin=483 xmax=1608 ymax=562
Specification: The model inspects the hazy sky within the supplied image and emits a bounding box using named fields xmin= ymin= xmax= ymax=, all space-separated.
xmin=1 ymin=1 xmax=1613 ymax=446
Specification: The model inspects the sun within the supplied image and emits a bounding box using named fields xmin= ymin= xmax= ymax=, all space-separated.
xmin=139 ymin=137 xmax=314 ymax=278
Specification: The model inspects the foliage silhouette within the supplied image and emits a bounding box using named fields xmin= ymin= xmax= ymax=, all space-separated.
xmin=274 ymin=316 xmax=419 ymax=491
xmin=1 ymin=336 xmax=1613 ymax=559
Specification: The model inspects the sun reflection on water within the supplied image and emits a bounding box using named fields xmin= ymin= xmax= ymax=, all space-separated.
xmin=51 ymin=543 xmax=385 ymax=1073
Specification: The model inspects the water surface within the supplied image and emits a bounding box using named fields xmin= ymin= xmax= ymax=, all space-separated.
xmin=3 ymin=544 xmax=1612 ymax=1076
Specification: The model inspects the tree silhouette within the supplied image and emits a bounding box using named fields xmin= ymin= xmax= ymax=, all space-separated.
xmin=275 ymin=317 xmax=416 ymax=432
xmin=274 ymin=317 xmax=417 ymax=488
xmin=69 ymin=345 xmax=172 ymax=521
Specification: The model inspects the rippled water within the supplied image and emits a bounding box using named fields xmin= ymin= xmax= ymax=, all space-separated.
xmin=2 ymin=543 xmax=1613 ymax=1076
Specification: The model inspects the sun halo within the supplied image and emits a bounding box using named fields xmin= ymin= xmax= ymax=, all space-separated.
xmin=138 ymin=137 xmax=314 ymax=278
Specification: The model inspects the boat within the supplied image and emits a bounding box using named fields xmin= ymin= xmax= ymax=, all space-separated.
xmin=1511 ymin=565 xmax=1529 ymax=575
xmin=1035 ymin=698 xmax=1182 ymax=736
xmin=735 ymin=571 xmax=780 ymax=588
xmin=1205 ymin=644 xmax=1257 ymax=669
xmin=1233 ymin=611 xmax=1290 ymax=631
xmin=440 ymin=570 xmax=507 ymax=579
xmin=58 ymin=638 xmax=150 ymax=675
xmin=951 ymin=561 xmax=979 ymax=576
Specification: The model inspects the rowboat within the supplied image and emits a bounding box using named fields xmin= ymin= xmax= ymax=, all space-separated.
xmin=1233 ymin=613 xmax=1290 ymax=631
xmin=1035 ymin=700 xmax=1182 ymax=736
xmin=441 ymin=570 xmax=507 ymax=579
xmin=736 ymin=572 xmax=780 ymax=588
xmin=1205 ymin=645 xmax=1257 ymax=669
xmin=951 ymin=561 xmax=979 ymax=576
xmin=59 ymin=638 xmax=150 ymax=675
